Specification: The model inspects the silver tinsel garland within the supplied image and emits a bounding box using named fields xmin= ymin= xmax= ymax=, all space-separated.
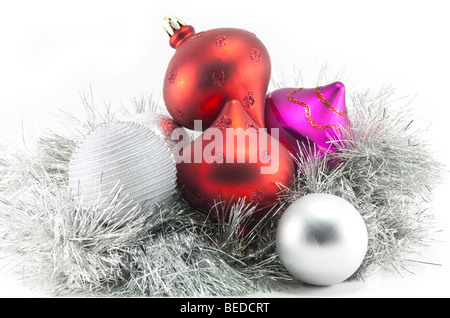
xmin=0 ymin=85 xmax=443 ymax=297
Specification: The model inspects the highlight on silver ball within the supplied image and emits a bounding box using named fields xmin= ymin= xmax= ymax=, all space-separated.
xmin=276 ymin=193 xmax=368 ymax=286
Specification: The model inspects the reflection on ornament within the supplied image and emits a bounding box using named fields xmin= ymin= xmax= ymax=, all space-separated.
xmin=265 ymin=82 xmax=350 ymax=158
xmin=176 ymin=100 xmax=295 ymax=220
xmin=69 ymin=121 xmax=177 ymax=219
xmin=276 ymin=193 xmax=368 ymax=286
xmin=134 ymin=112 xmax=190 ymax=150
xmin=163 ymin=17 xmax=271 ymax=130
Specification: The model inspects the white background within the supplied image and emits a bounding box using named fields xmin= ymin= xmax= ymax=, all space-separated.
xmin=0 ymin=0 xmax=449 ymax=297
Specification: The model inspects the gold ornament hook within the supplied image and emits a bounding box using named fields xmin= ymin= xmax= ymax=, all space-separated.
xmin=164 ymin=16 xmax=186 ymax=36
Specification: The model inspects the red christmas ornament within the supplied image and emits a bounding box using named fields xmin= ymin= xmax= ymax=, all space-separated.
xmin=176 ymin=99 xmax=295 ymax=220
xmin=163 ymin=17 xmax=271 ymax=130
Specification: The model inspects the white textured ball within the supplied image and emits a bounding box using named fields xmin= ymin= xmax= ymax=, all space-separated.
xmin=276 ymin=193 xmax=368 ymax=286
xmin=69 ymin=121 xmax=177 ymax=217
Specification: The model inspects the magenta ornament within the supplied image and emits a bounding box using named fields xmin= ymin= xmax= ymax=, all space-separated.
xmin=265 ymin=82 xmax=350 ymax=158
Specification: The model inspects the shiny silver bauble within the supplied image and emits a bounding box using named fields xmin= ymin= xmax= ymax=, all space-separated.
xmin=276 ymin=193 xmax=368 ymax=286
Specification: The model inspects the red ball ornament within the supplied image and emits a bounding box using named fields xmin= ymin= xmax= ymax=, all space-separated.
xmin=176 ymin=99 xmax=295 ymax=220
xmin=163 ymin=17 xmax=271 ymax=130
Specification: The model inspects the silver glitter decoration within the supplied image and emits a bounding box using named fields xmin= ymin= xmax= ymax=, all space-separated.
xmin=69 ymin=121 xmax=177 ymax=218
xmin=0 ymin=86 xmax=444 ymax=297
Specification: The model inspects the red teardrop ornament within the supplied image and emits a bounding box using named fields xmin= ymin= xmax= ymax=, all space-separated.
xmin=176 ymin=99 xmax=295 ymax=220
xmin=163 ymin=18 xmax=271 ymax=131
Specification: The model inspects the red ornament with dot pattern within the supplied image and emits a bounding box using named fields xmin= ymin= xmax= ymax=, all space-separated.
xmin=163 ymin=23 xmax=271 ymax=130
xmin=176 ymin=99 xmax=295 ymax=220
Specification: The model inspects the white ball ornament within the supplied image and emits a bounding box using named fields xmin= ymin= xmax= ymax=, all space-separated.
xmin=276 ymin=193 xmax=368 ymax=286
xmin=69 ymin=121 xmax=177 ymax=218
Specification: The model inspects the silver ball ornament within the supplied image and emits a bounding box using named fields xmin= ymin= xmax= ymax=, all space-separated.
xmin=69 ymin=121 xmax=177 ymax=218
xmin=276 ymin=193 xmax=368 ymax=286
